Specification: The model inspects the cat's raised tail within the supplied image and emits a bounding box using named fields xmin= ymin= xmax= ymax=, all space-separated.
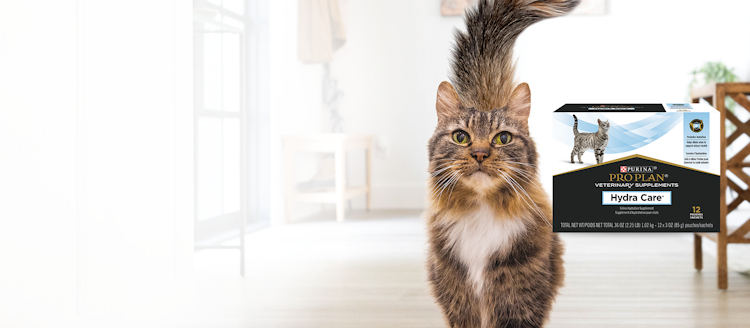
xmin=573 ymin=114 xmax=579 ymax=136
xmin=450 ymin=0 xmax=580 ymax=111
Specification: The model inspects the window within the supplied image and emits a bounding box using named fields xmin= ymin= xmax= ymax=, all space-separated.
xmin=193 ymin=0 xmax=259 ymax=247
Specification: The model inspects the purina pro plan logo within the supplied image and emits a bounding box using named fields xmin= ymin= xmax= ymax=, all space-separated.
xmin=610 ymin=165 xmax=663 ymax=182
xmin=618 ymin=166 xmax=657 ymax=173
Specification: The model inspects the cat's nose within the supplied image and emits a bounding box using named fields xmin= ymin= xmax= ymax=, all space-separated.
xmin=472 ymin=151 xmax=488 ymax=162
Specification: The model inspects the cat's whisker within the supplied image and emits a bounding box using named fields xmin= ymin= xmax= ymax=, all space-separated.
xmin=429 ymin=170 xmax=462 ymax=205
xmin=505 ymin=172 xmax=538 ymax=190
xmin=496 ymin=165 xmax=541 ymax=188
xmin=500 ymin=171 xmax=552 ymax=228
xmin=447 ymin=173 xmax=463 ymax=203
xmin=503 ymin=160 xmax=537 ymax=168
xmin=432 ymin=161 xmax=461 ymax=171
xmin=432 ymin=165 xmax=461 ymax=181
xmin=509 ymin=174 xmax=544 ymax=205
xmin=430 ymin=160 xmax=469 ymax=175
xmin=430 ymin=168 xmax=458 ymax=194
xmin=433 ymin=158 xmax=463 ymax=165
xmin=431 ymin=172 xmax=453 ymax=195
xmin=503 ymin=164 xmax=537 ymax=172
xmin=427 ymin=187 xmax=443 ymax=205
xmin=437 ymin=174 xmax=460 ymax=203
xmin=433 ymin=159 xmax=463 ymax=165
xmin=504 ymin=166 xmax=543 ymax=189
xmin=436 ymin=170 xmax=462 ymax=203
xmin=504 ymin=160 xmax=534 ymax=166
xmin=507 ymin=165 xmax=535 ymax=174
xmin=431 ymin=164 xmax=461 ymax=177
xmin=432 ymin=168 xmax=463 ymax=191
xmin=511 ymin=183 xmax=551 ymax=228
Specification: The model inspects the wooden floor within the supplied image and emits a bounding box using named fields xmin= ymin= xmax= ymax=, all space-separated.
xmin=161 ymin=210 xmax=750 ymax=328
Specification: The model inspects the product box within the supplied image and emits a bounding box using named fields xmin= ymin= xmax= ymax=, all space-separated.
xmin=552 ymin=103 xmax=719 ymax=232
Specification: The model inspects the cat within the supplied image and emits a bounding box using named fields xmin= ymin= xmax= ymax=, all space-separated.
xmin=571 ymin=115 xmax=610 ymax=164
xmin=425 ymin=1 xmax=579 ymax=327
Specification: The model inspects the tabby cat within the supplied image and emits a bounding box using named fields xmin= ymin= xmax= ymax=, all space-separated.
xmin=425 ymin=0 xmax=579 ymax=327
xmin=570 ymin=115 xmax=610 ymax=164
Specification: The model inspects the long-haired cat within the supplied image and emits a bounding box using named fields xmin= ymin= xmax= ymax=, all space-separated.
xmin=571 ymin=115 xmax=610 ymax=164
xmin=425 ymin=0 xmax=579 ymax=327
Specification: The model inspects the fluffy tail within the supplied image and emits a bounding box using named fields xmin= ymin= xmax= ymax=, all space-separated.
xmin=450 ymin=0 xmax=580 ymax=111
xmin=573 ymin=114 xmax=579 ymax=135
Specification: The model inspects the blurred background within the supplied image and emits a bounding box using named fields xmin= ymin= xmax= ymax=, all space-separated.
xmin=3 ymin=0 xmax=750 ymax=327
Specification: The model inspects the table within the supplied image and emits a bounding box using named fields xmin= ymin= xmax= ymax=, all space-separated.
xmin=283 ymin=134 xmax=373 ymax=222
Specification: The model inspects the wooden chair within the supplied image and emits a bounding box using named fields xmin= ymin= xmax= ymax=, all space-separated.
xmin=691 ymin=82 xmax=750 ymax=289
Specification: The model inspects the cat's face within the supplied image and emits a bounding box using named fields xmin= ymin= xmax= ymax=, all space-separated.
xmin=597 ymin=118 xmax=610 ymax=132
xmin=427 ymin=82 xmax=538 ymax=202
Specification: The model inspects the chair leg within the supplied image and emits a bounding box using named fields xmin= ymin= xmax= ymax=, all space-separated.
xmin=693 ymin=234 xmax=702 ymax=271
xmin=717 ymin=236 xmax=728 ymax=289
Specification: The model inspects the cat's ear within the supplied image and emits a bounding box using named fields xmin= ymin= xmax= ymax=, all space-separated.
xmin=597 ymin=118 xmax=602 ymax=124
xmin=507 ymin=83 xmax=531 ymax=119
xmin=436 ymin=81 xmax=461 ymax=123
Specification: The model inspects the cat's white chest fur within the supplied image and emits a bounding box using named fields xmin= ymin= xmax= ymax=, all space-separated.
xmin=444 ymin=205 xmax=526 ymax=295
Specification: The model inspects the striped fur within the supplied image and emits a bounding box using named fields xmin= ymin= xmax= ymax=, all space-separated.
xmin=570 ymin=115 xmax=610 ymax=164
xmin=450 ymin=0 xmax=580 ymax=111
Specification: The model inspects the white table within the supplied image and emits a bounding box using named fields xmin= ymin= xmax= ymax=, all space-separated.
xmin=283 ymin=134 xmax=373 ymax=222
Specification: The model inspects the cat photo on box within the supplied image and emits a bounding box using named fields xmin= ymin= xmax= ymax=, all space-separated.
xmin=571 ymin=114 xmax=610 ymax=165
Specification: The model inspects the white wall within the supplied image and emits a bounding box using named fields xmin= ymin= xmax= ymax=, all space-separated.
xmin=0 ymin=1 xmax=194 ymax=327
xmin=330 ymin=0 xmax=462 ymax=209
xmin=269 ymin=0 xmax=750 ymax=220
xmin=0 ymin=1 xmax=79 ymax=325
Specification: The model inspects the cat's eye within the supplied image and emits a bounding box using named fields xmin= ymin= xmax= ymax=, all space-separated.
xmin=452 ymin=130 xmax=470 ymax=145
xmin=493 ymin=132 xmax=512 ymax=145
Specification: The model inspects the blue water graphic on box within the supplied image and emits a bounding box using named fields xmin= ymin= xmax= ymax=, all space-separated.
xmin=554 ymin=114 xmax=682 ymax=154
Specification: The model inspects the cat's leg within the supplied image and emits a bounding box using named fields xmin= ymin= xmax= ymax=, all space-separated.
xmin=576 ymin=151 xmax=583 ymax=164
xmin=427 ymin=250 xmax=481 ymax=328
xmin=483 ymin=231 xmax=563 ymax=328
xmin=570 ymin=149 xmax=576 ymax=163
